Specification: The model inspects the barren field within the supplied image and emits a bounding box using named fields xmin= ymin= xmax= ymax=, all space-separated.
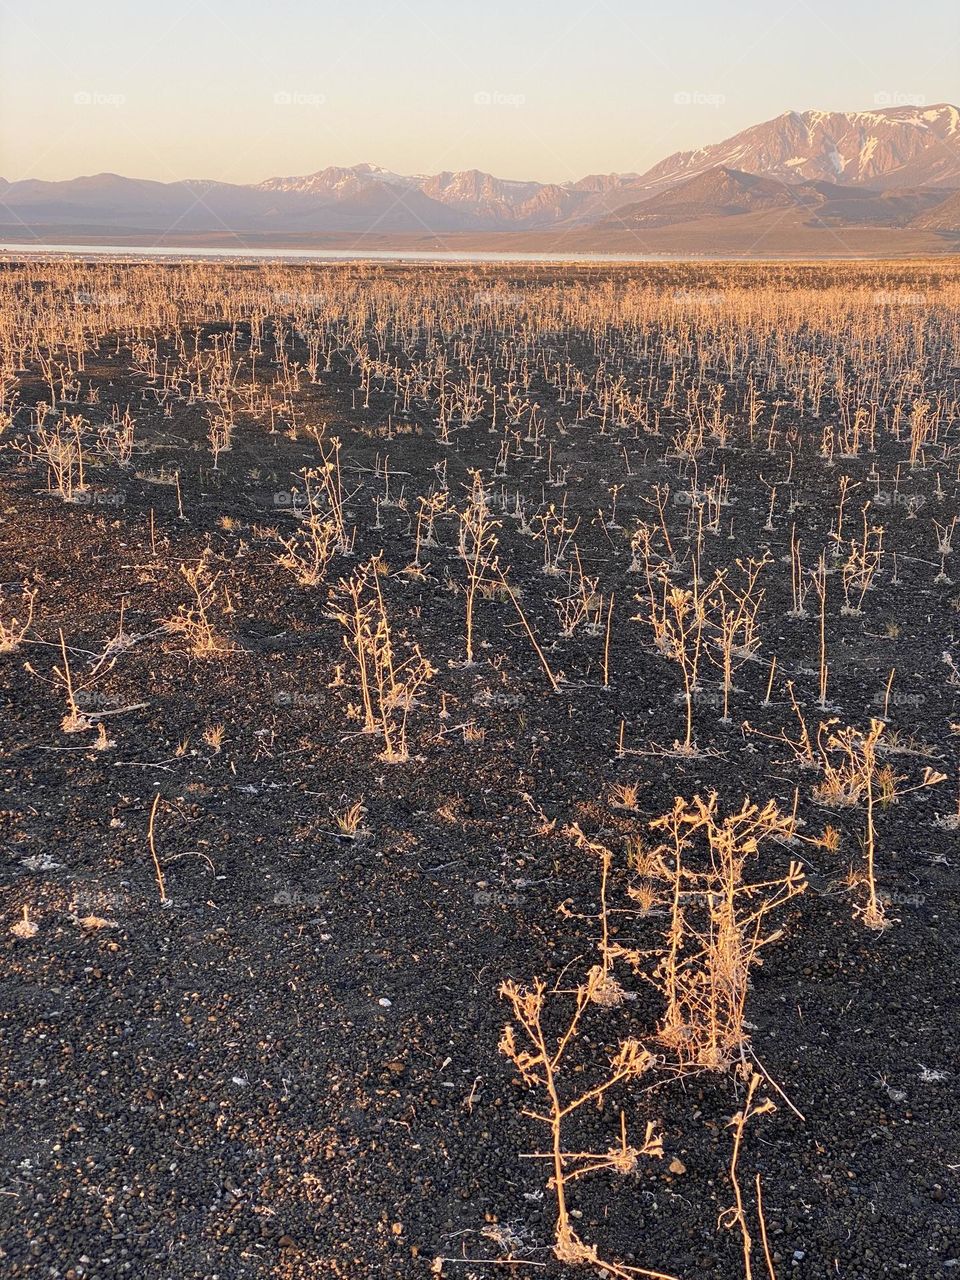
xmin=0 ymin=259 xmax=958 ymax=1280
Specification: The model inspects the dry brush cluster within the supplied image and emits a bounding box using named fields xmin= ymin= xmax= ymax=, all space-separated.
xmin=1 ymin=257 xmax=958 ymax=1276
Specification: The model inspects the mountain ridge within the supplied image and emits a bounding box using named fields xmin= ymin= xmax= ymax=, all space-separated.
xmin=3 ymin=105 xmax=960 ymax=249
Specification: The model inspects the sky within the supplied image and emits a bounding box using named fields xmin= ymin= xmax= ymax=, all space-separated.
xmin=0 ymin=0 xmax=958 ymax=185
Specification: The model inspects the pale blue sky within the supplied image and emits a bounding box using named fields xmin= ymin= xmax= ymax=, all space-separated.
xmin=1 ymin=0 xmax=957 ymax=184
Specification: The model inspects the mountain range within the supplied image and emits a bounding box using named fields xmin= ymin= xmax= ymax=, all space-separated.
xmin=2 ymin=104 xmax=960 ymax=253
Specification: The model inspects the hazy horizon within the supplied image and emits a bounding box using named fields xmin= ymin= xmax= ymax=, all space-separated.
xmin=1 ymin=0 xmax=958 ymax=186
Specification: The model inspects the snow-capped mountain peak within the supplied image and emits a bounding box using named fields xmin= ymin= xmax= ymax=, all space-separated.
xmin=4 ymin=105 xmax=958 ymax=240
xmin=633 ymin=105 xmax=960 ymax=195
